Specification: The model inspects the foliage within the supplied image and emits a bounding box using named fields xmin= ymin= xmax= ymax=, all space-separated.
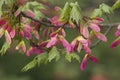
xmin=112 ymin=0 xmax=120 ymax=10
xmin=0 ymin=42 xmax=10 ymax=56
xmin=65 ymin=53 xmax=80 ymax=62
xmin=91 ymin=3 xmax=113 ymax=17
xmin=48 ymin=47 xmax=60 ymax=62
xmin=0 ymin=0 xmax=120 ymax=72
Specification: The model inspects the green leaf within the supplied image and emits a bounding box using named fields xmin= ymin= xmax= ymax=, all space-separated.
xmin=0 ymin=42 xmax=10 ymax=56
xmin=91 ymin=9 xmax=103 ymax=17
xmin=21 ymin=1 xmax=46 ymax=19
xmin=70 ymin=2 xmax=82 ymax=24
xmin=100 ymin=3 xmax=113 ymax=14
xmin=36 ymin=53 xmax=48 ymax=65
xmin=22 ymin=1 xmax=46 ymax=11
xmin=60 ymin=2 xmax=72 ymax=21
xmin=4 ymin=0 xmax=16 ymax=8
xmin=112 ymin=0 xmax=120 ymax=10
xmin=91 ymin=3 xmax=113 ymax=17
xmin=34 ymin=10 xmax=45 ymax=19
xmin=48 ymin=47 xmax=60 ymax=62
xmin=29 ymin=1 xmax=46 ymax=10
xmin=65 ymin=53 xmax=80 ymax=62
xmin=22 ymin=53 xmax=48 ymax=72
xmin=0 ymin=0 xmax=5 ymax=17
xmin=22 ymin=59 xmax=37 ymax=72
xmin=0 ymin=0 xmax=4 ymax=8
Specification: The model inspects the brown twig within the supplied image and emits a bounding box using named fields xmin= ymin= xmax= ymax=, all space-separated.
xmin=21 ymin=12 xmax=120 ymax=28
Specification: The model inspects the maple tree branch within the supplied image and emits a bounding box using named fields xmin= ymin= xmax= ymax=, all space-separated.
xmin=21 ymin=11 xmax=118 ymax=49
xmin=21 ymin=12 xmax=118 ymax=49
xmin=21 ymin=12 xmax=120 ymax=28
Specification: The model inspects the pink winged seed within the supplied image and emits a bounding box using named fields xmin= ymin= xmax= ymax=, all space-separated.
xmin=89 ymin=23 xmax=100 ymax=32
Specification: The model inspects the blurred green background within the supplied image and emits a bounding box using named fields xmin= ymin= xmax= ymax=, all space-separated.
xmin=0 ymin=0 xmax=120 ymax=80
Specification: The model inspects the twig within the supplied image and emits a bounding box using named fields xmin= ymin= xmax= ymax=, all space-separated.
xmin=21 ymin=12 xmax=54 ymax=27
xmin=21 ymin=12 xmax=120 ymax=28
xmin=100 ymin=23 xmax=120 ymax=27
xmin=91 ymin=24 xmax=113 ymax=48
